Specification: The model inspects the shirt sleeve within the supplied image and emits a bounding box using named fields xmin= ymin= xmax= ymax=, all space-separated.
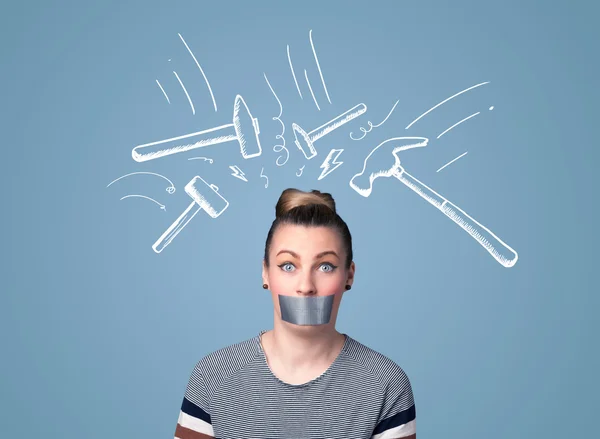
xmin=174 ymin=361 xmax=215 ymax=439
xmin=371 ymin=364 xmax=416 ymax=439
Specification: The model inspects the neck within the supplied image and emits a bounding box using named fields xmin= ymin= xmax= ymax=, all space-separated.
xmin=263 ymin=319 xmax=345 ymax=373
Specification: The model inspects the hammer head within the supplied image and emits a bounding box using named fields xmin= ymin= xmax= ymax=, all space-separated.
xmin=233 ymin=95 xmax=262 ymax=159
xmin=349 ymin=137 xmax=429 ymax=197
xmin=184 ymin=176 xmax=229 ymax=218
xmin=292 ymin=123 xmax=317 ymax=160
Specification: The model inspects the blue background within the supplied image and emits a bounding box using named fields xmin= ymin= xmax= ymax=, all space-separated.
xmin=2 ymin=1 xmax=598 ymax=438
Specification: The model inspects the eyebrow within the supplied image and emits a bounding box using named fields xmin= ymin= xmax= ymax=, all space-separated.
xmin=276 ymin=249 xmax=339 ymax=259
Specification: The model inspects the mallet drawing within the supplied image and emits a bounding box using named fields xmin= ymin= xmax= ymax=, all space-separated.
xmin=349 ymin=137 xmax=518 ymax=267
xmin=152 ymin=176 xmax=229 ymax=253
xmin=132 ymin=95 xmax=262 ymax=162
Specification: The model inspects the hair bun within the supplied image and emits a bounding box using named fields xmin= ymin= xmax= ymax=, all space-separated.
xmin=275 ymin=188 xmax=336 ymax=218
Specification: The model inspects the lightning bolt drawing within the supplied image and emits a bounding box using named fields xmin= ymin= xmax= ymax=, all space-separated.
xmin=229 ymin=165 xmax=248 ymax=182
xmin=318 ymin=149 xmax=344 ymax=180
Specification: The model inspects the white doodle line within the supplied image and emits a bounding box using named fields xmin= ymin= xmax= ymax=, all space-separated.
xmin=263 ymin=73 xmax=290 ymax=166
xmin=287 ymin=45 xmax=303 ymax=99
xmin=187 ymin=156 xmax=213 ymax=163
xmin=260 ymin=167 xmax=269 ymax=188
xmin=436 ymin=151 xmax=468 ymax=172
xmin=106 ymin=171 xmax=176 ymax=194
xmin=178 ymin=33 xmax=217 ymax=112
xmin=309 ymin=29 xmax=331 ymax=104
xmin=318 ymin=149 xmax=344 ymax=180
xmin=437 ymin=112 xmax=480 ymax=139
xmin=296 ymin=165 xmax=305 ymax=177
xmin=156 ymin=79 xmax=170 ymax=104
xmin=173 ymin=71 xmax=195 ymax=115
xmin=304 ymin=69 xmax=321 ymax=111
xmin=229 ymin=165 xmax=248 ymax=182
xmin=350 ymin=100 xmax=399 ymax=141
xmin=120 ymin=194 xmax=166 ymax=211
xmin=405 ymin=81 xmax=490 ymax=129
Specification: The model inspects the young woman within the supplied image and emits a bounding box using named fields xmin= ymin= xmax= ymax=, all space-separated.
xmin=174 ymin=188 xmax=416 ymax=439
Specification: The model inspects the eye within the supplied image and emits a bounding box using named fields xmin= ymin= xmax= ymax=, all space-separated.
xmin=319 ymin=263 xmax=338 ymax=273
xmin=278 ymin=262 xmax=295 ymax=272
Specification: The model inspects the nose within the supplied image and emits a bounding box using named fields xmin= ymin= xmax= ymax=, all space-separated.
xmin=296 ymin=271 xmax=316 ymax=295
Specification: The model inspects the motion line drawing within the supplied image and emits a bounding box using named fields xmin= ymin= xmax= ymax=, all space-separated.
xmin=260 ymin=167 xmax=268 ymax=188
xmin=437 ymin=112 xmax=479 ymax=139
xmin=309 ymin=29 xmax=331 ymax=104
xmin=106 ymin=171 xmax=176 ymax=194
xmin=178 ymin=33 xmax=217 ymax=112
xmin=173 ymin=71 xmax=195 ymax=115
xmin=350 ymin=100 xmax=399 ymax=141
xmin=132 ymin=95 xmax=262 ymax=162
xmin=349 ymin=137 xmax=518 ymax=268
xmin=188 ymin=156 xmax=214 ymax=163
xmin=153 ymin=176 xmax=229 ymax=253
xmin=264 ymin=73 xmax=290 ymax=166
xmin=120 ymin=194 xmax=166 ymax=211
xmin=318 ymin=149 xmax=344 ymax=180
xmin=156 ymin=80 xmax=170 ymax=104
xmin=405 ymin=81 xmax=489 ymax=130
xmin=437 ymin=151 xmax=468 ymax=172
xmin=287 ymin=45 xmax=303 ymax=99
xmin=305 ymin=69 xmax=321 ymax=111
xmin=292 ymin=103 xmax=367 ymax=159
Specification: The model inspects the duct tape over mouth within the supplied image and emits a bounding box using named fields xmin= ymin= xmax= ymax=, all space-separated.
xmin=278 ymin=294 xmax=335 ymax=326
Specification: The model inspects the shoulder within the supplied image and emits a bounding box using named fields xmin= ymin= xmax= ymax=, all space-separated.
xmin=190 ymin=333 xmax=262 ymax=384
xmin=344 ymin=335 xmax=413 ymax=391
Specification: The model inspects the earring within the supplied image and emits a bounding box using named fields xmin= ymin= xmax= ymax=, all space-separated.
xmin=263 ymin=284 xmax=268 ymax=289
xmin=345 ymin=285 xmax=351 ymax=290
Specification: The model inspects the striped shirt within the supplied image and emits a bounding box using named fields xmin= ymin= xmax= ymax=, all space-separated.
xmin=175 ymin=329 xmax=416 ymax=439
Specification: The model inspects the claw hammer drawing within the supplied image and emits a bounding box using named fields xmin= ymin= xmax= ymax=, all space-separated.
xmin=349 ymin=137 xmax=518 ymax=267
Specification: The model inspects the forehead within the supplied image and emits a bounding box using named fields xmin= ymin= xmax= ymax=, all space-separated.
xmin=271 ymin=224 xmax=342 ymax=254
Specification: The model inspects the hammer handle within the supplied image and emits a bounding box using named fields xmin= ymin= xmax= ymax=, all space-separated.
xmin=152 ymin=201 xmax=201 ymax=253
xmin=394 ymin=168 xmax=518 ymax=268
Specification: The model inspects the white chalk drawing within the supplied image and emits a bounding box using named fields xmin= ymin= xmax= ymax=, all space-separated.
xmin=304 ymin=69 xmax=321 ymax=111
xmin=132 ymin=94 xmax=262 ymax=162
xmin=437 ymin=112 xmax=479 ymax=139
xmin=156 ymin=79 xmax=170 ymax=104
xmin=229 ymin=165 xmax=248 ymax=182
xmin=178 ymin=33 xmax=217 ymax=112
xmin=188 ymin=156 xmax=214 ymax=164
xmin=318 ymin=149 xmax=344 ymax=180
xmin=350 ymin=100 xmax=399 ymax=141
xmin=437 ymin=151 xmax=468 ymax=172
xmin=405 ymin=81 xmax=489 ymax=129
xmin=349 ymin=137 xmax=518 ymax=267
xmin=287 ymin=45 xmax=303 ymax=99
xmin=263 ymin=73 xmax=290 ymax=166
xmin=173 ymin=71 xmax=195 ymax=115
xmin=106 ymin=171 xmax=176 ymax=194
xmin=309 ymin=29 xmax=331 ymax=105
xmin=489 ymin=106 xmax=494 ymax=110
xmin=296 ymin=165 xmax=305 ymax=177
xmin=153 ymin=176 xmax=229 ymax=253
xmin=260 ymin=167 xmax=269 ymax=188
xmin=120 ymin=194 xmax=166 ymax=211
xmin=292 ymin=103 xmax=367 ymax=160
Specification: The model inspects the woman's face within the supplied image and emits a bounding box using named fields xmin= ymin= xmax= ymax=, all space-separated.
xmin=262 ymin=224 xmax=355 ymax=324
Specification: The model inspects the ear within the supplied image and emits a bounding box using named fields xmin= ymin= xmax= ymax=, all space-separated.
xmin=262 ymin=259 xmax=269 ymax=284
xmin=345 ymin=261 xmax=356 ymax=287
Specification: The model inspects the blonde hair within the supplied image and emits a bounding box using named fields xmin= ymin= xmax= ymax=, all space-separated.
xmin=264 ymin=188 xmax=353 ymax=268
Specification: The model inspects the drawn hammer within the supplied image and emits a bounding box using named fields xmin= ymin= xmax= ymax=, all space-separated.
xmin=132 ymin=95 xmax=262 ymax=162
xmin=152 ymin=175 xmax=229 ymax=253
xmin=349 ymin=137 xmax=518 ymax=267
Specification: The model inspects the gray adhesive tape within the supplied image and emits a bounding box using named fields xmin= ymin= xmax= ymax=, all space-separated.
xmin=278 ymin=294 xmax=335 ymax=325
